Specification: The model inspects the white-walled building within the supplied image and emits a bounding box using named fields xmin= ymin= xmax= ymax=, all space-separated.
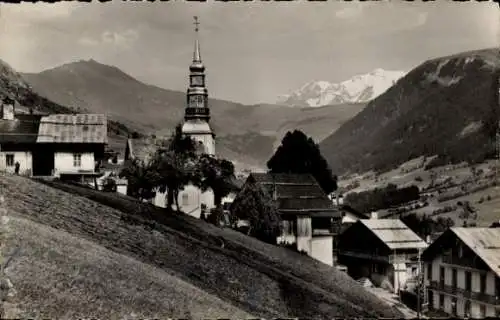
xmin=0 ymin=97 xmax=107 ymax=179
xmin=337 ymin=219 xmax=428 ymax=294
xmin=421 ymin=227 xmax=500 ymax=318
xmin=233 ymin=172 xmax=342 ymax=266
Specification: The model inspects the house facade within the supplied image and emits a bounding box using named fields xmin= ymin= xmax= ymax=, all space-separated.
xmin=421 ymin=227 xmax=500 ymax=318
xmin=0 ymin=97 xmax=107 ymax=179
xmin=235 ymin=172 xmax=342 ymax=266
xmin=337 ymin=219 xmax=428 ymax=293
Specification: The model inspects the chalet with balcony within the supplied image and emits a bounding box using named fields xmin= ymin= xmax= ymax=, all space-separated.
xmin=234 ymin=172 xmax=342 ymax=266
xmin=0 ymin=97 xmax=107 ymax=179
xmin=421 ymin=227 xmax=500 ymax=318
xmin=337 ymin=219 xmax=428 ymax=293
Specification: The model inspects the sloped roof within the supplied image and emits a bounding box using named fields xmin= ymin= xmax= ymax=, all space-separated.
xmin=360 ymin=219 xmax=428 ymax=250
xmin=247 ymin=172 xmax=340 ymax=217
xmin=37 ymin=114 xmax=107 ymax=143
xmin=440 ymin=228 xmax=500 ymax=277
xmin=0 ymin=114 xmax=42 ymax=143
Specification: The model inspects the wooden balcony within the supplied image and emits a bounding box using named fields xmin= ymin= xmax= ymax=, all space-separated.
xmin=428 ymin=280 xmax=500 ymax=306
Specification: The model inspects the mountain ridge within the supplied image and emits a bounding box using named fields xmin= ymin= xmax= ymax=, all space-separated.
xmin=320 ymin=47 xmax=500 ymax=176
xmin=20 ymin=59 xmax=365 ymax=171
xmin=278 ymin=68 xmax=406 ymax=108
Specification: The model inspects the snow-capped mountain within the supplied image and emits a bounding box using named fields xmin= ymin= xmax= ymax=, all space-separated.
xmin=278 ymin=68 xmax=406 ymax=108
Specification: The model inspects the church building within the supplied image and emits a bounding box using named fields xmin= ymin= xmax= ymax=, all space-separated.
xmin=124 ymin=17 xmax=219 ymax=218
xmin=174 ymin=16 xmax=216 ymax=218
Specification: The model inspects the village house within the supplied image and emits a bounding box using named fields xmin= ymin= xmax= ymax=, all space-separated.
xmin=0 ymin=97 xmax=107 ymax=180
xmin=337 ymin=218 xmax=428 ymax=293
xmin=234 ymin=172 xmax=342 ymax=266
xmin=421 ymin=227 xmax=500 ymax=318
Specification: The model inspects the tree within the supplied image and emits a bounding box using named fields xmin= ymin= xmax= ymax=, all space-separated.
xmin=401 ymin=213 xmax=454 ymax=239
xmin=267 ymin=130 xmax=337 ymax=194
xmin=231 ymin=181 xmax=281 ymax=244
xmin=152 ymin=124 xmax=198 ymax=210
xmin=195 ymin=154 xmax=236 ymax=209
xmin=119 ymin=158 xmax=159 ymax=201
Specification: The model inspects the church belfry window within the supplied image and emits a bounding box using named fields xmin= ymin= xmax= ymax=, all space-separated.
xmin=191 ymin=75 xmax=204 ymax=86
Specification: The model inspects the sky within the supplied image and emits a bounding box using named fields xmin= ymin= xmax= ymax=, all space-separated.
xmin=0 ymin=1 xmax=498 ymax=105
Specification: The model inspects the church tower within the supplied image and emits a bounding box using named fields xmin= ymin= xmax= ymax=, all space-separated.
xmin=182 ymin=16 xmax=216 ymax=156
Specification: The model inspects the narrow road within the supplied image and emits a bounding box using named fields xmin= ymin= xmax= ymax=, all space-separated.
xmin=365 ymin=287 xmax=424 ymax=319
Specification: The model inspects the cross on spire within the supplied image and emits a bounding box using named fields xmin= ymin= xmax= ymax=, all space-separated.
xmin=194 ymin=16 xmax=200 ymax=33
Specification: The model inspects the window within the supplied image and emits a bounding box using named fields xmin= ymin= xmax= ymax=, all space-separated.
xmin=496 ymin=276 xmax=500 ymax=297
xmin=479 ymin=304 xmax=486 ymax=318
xmin=451 ymin=297 xmax=457 ymax=316
xmin=439 ymin=267 xmax=445 ymax=287
xmin=427 ymin=263 xmax=432 ymax=281
xmin=181 ymin=193 xmax=189 ymax=206
xmin=5 ymin=154 xmax=14 ymax=167
xmin=427 ymin=289 xmax=434 ymax=310
xmin=464 ymin=300 xmax=471 ymax=317
xmin=480 ymin=273 xmax=486 ymax=294
xmin=191 ymin=75 xmax=204 ymax=86
xmin=73 ymin=153 xmax=82 ymax=167
xmin=465 ymin=271 xmax=472 ymax=291
xmin=452 ymin=268 xmax=457 ymax=289
xmin=439 ymin=294 xmax=444 ymax=310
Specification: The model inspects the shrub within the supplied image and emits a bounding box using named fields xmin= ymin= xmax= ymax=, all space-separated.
xmin=102 ymin=178 xmax=117 ymax=192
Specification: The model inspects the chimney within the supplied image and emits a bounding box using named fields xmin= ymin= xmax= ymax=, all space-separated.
xmin=1 ymin=97 xmax=15 ymax=120
xmin=371 ymin=211 xmax=378 ymax=219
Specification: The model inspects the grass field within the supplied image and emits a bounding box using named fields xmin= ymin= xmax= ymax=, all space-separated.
xmin=0 ymin=174 xmax=402 ymax=319
xmin=339 ymin=157 xmax=500 ymax=226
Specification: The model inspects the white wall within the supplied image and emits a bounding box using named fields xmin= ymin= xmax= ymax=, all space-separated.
xmin=117 ymin=184 xmax=127 ymax=196
xmin=0 ymin=151 xmax=32 ymax=175
xmin=151 ymin=184 xmax=215 ymax=219
xmin=393 ymin=263 xmax=408 ymax=293
xmin=296 ymin=216 xmax=312 ymax=255
xmin=342 ymin=212 xmax=359 ymax=224
xmin=311 ymin=236 xmax=333 ymax=266
xmin=54 ymin=152 xmax=94 ymax=174
xmin=191 ymin=134 xmax=215 ymax=156
xmin=427 ymin=255 xmax=498 ymax=318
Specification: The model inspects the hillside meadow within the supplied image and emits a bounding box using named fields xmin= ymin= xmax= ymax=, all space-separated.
xmin=0 ymin=173 xmax=402 ymax=319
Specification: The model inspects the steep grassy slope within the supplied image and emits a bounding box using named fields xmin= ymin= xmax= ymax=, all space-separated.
xmin=320 ymin=48 xmax=500 ymax=175
xmin=21 ymin=60 xmax=364 ymax=168
xmin=0 ymin=59 xmax=133 ymax=152
xmin=0 ymin=173 xmax=402 ymax=319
